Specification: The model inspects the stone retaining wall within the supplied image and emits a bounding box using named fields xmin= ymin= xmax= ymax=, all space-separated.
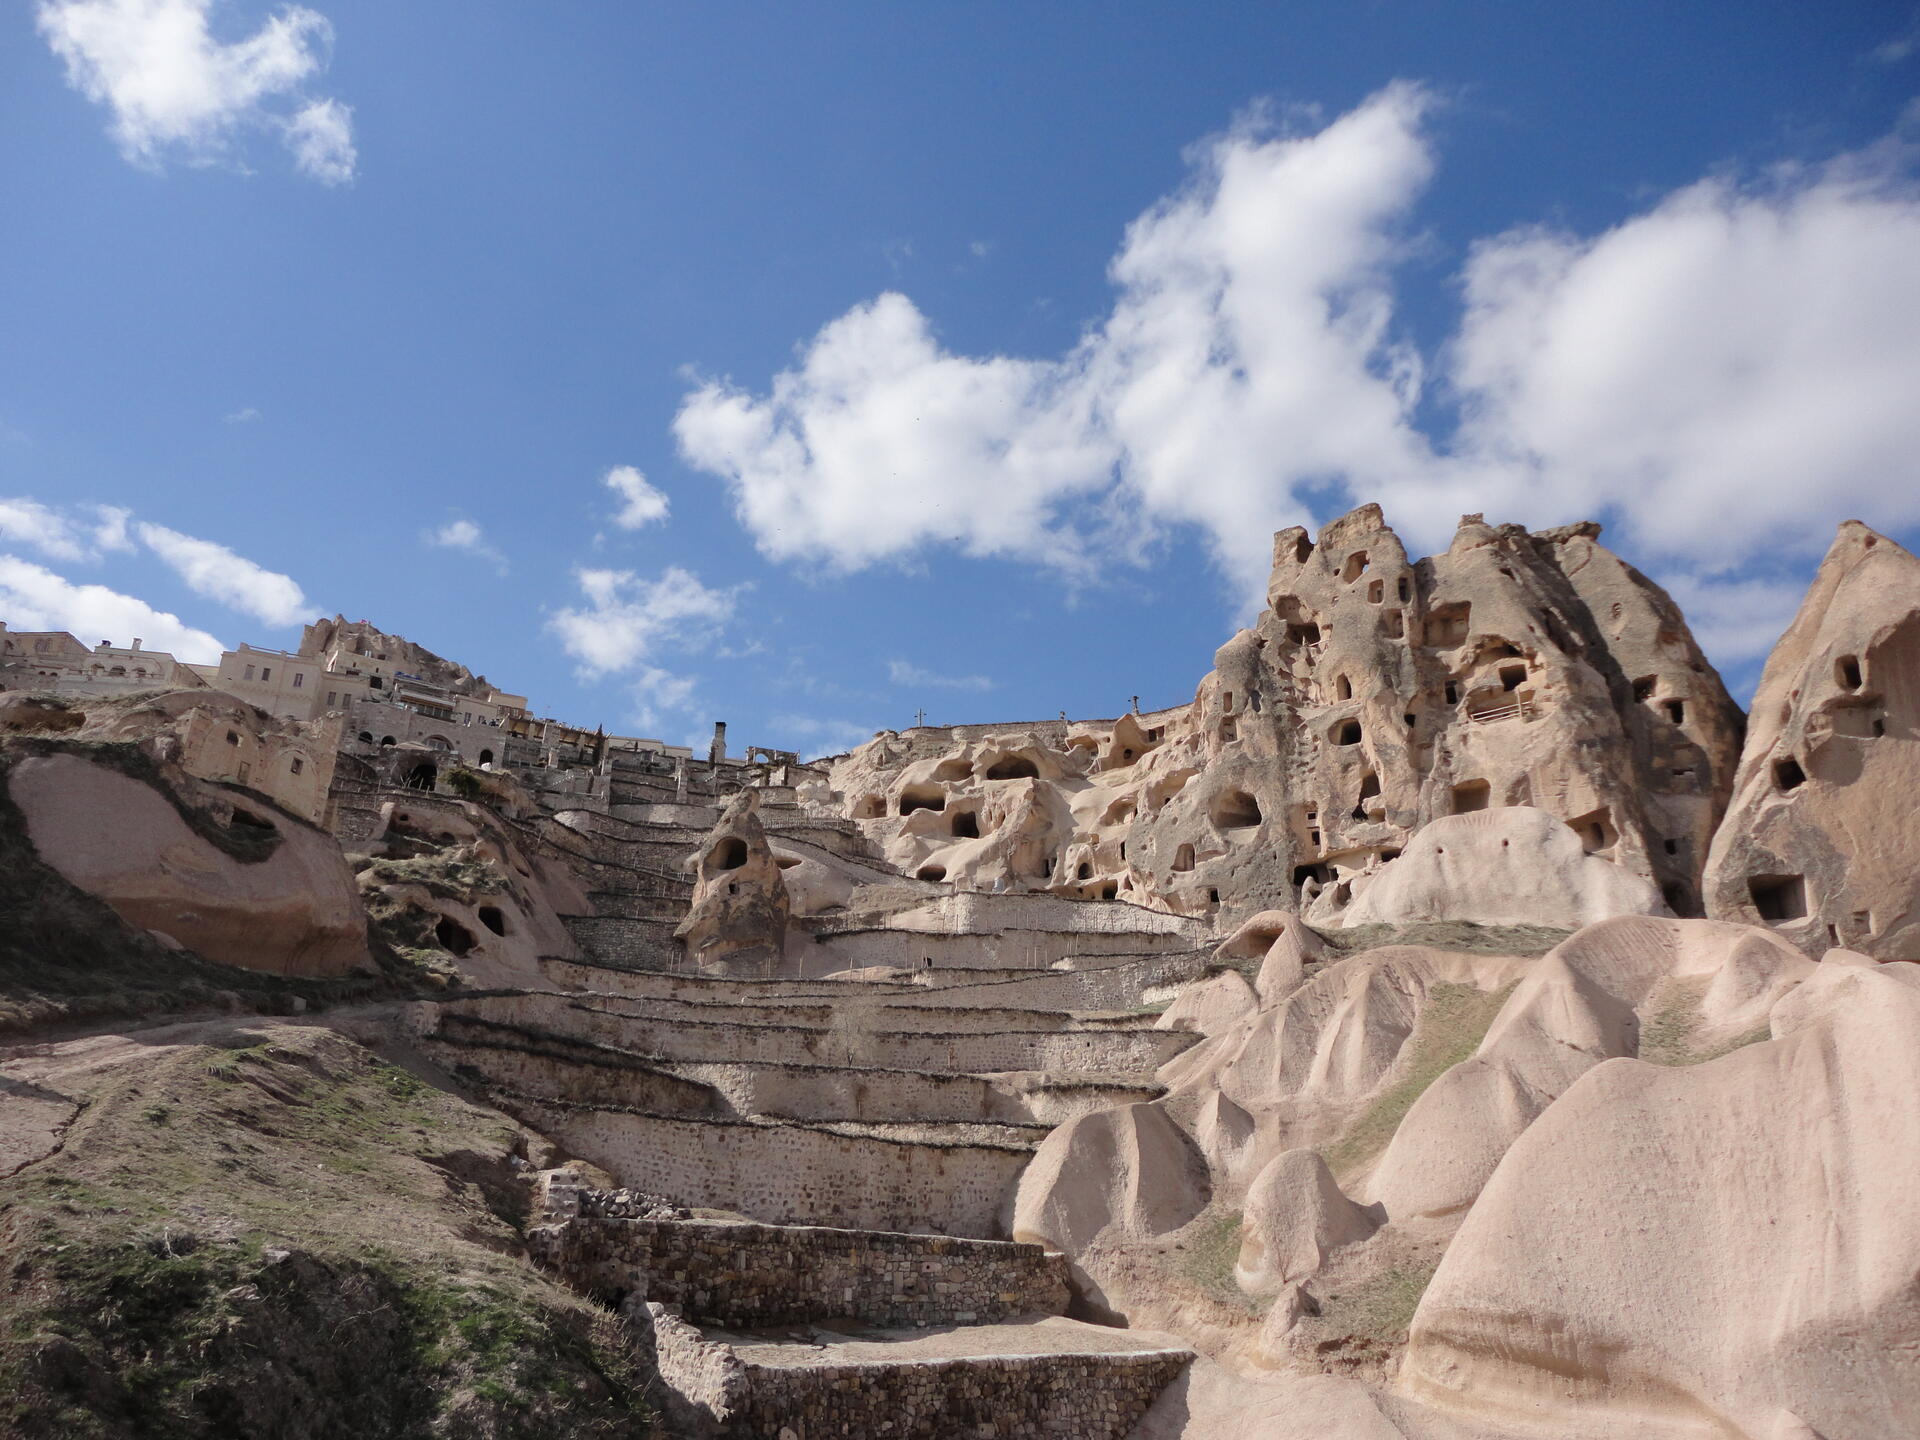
xmin=531 ymin=1216 xmax=1068 ymax=1328
xmin=561 ymin=914 xmax=685 ymax=968
xmin=666 ymin=1057 xmax=1145 ymax=1127
xmin=721 ymin=1349 xmax=1190 ymax=1440
xmin=504 ymin=1097 xmax=1030 ymax=1238
xmin=805 ymin=925 xmax=1195 ymax=973
xmin=555 ymin=998 xmax=1195 ymax=1075
xmin=421 ymin=1021 xmax=722 ymax=1114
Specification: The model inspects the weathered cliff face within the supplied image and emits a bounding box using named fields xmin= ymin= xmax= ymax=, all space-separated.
xmin=825 ymin=506 xmax=1742 ymax=930
xmin=674 ymin=789 xmax=790 ymax=972
xmin=1702 ymin=522 xmax=1920 ymax=958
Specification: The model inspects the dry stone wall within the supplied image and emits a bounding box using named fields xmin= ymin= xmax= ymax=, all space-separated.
xmin=718 ymin=1350 xmax=1189 ymax=1440
xmin=531 ymin=1216 xmax=1069 ymax=1328
xmin=506 ymin=1098 xmax=1032 ymax=1238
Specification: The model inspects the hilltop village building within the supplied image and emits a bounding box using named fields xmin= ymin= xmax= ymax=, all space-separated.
xmin=0 ymin=615 xmax=734 ymax=820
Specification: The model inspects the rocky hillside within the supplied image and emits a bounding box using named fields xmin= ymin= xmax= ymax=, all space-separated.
xmin=2 ymin=504 xmax=1917 ymax=1438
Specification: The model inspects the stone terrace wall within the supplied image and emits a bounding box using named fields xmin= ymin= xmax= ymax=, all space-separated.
xmin=561 ymin=914 xmax=684 ymax=969
xmin=805 ymin=926 xmax=1195 ymax=973
xmin=905 ymin=951 xmax=1213 ymax=1012
xmin=421 ymin=1018 xmax=722 ymax=1114
xmin=554 ymin=1000 xmax=1197 ymax=1075
xmin=885 ymin=891 xmax=1206 ymax=938
xmin=667 ymin=1057 xmax=1141 ymax=1127
xmin=506 ymin=1098 xmax=1030 ymax=1238
xmin=539 ymin=956 xmax=926 ymax=1004
xmin=531 ymin=1216 xmax=1069 ymax=1329
xmin=722 ymin=1349 xmax=1190 ymax=1440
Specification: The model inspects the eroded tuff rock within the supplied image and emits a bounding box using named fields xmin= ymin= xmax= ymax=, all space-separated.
xmin=1400 ymin=962 xmax=1920 ymax=1438
xmin=1234 ymin=1148 xmax=1376 ymax=1297
xmin=8 ymin=748 xmax=371 ymax=978
xmin=674 ymin=789 xmax=790 ymax=972
xmin=1702 ymin=521 xmax=1920 ymax=958
xmin=1365 ymin=916 xmax=1811 ymax=1222
xmin=824 ymin=505 xmax=1741 ymax=931
xmin=1335 ymin=806 xmax=1667 ymax=930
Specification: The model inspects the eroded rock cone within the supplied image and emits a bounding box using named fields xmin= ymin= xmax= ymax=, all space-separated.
xmin=675 ymin=788 xmax=790 ymax=971
xmin=1702 ymin=520 xmax=1920 ymax=958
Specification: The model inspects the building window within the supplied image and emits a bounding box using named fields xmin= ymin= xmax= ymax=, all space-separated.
xmin=293 ymin=673 xmax=304 ymax=688
xmin=261 ymin=668 xmax=271 ymax=682
xmin=244 ymin=664 xmax=255 ymax=680
xmin=327 ymin=692 xmax=336 ymax=707
xmin=237 ymin=762 xmax=250 ymax=783
xmin=290 ymin=758 xmax=304 ymax=775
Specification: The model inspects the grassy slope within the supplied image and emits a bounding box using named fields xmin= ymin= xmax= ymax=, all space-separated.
xmin=0 ymin=1024 xmax=658 ymax=1440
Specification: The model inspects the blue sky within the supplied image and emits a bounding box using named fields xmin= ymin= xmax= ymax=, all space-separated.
xmin=4 ymin=3 xmax=1919 ymax=755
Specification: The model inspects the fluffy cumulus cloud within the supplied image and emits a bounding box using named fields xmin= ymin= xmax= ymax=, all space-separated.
xmin=136 ymin=521 xmax=311 ymax=626
xmin=604 ymin=465 xmax=671 ymax=530
xmin=888 ymin=659 xmax=994 ymax=692
xmin=549 ymin=565 xmax=739 ymax=676
xmin=676 ymin=85 xmax=1920 ymax=660
xmin=0 ymin=555 xmax=224 ymax=663
xmin=424 ymin=517 xmax=507 ymax=572
xmin=37 ymin=0 xmax=355 ymax=182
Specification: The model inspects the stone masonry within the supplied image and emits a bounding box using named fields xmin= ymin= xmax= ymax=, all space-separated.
xmin=530 ymin=1214 xmax=1070 ymax=1329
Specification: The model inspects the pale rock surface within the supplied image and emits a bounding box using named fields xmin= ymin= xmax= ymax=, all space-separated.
xmin=820 ymin=506 xmax=1740 ymax=931
xmin=1338 ymin=808 xmax=1667 ymax=930
xmin=1367 ymin=917 xmax=1811 ymax=1221
xmin=1234 ymin=1148 xmax=1377 ymax=1296
xmin=1155 ymin=969 xmax=1259 ymax=1036
xmin=1213 ymin=910 xmax=1325 ymax=1001
xmin=1702 ymin=521 xmax=1920 ymax=959
xmin=1159 ymin=946 xmax=1529 ymax=1181
xmin=674 ymin=789 xmax=790 ymax=972
xmin=1399 ymin=965 xmax=1920 ymax=1439
xmin=9 ymin=751 xmax=370 ymax=977
xmin=1011 ymin=1102 xmax=1211 ymax=1256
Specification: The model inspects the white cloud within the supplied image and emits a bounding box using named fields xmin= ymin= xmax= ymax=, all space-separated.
xmin=604 ymin=465 xmax=671 ymax=530
xmin=424 ymin=517 xmax=507 ymax=573
xmin=0 ymin=554 xmax=224 ymax=662
xmin=888 ymin=659 xmax=995 ymax=691
xmin=282 ymin=95 xmax=352 ymax=183
xmin=549 ymin=565 xmax=739 ymax=675
xmin=674 ymin=87 xmax=1920 ymax=637
xmin=627 ymin=664 xmax=698 ymax=734
xmin=37 ymin=0 xmax=355 ymax=183
xmin=0 ymin=498 xmax=135 ymax=562
xmin=223 ymin=406 xmax=260 ymax=424
xmin=1443 ymin=136 xmax=1920 ymax=567
xmin=136 ymin=521 xmax=310 ymax=626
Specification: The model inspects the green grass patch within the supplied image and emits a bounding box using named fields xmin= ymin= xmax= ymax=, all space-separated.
xmin=1321 ymin=981 xmax=1516 ymax=1180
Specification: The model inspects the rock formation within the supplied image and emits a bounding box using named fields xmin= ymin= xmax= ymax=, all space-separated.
xmin=8 ymin=747 xmax=370 ymax=977
xmin=11 ymin=507 xmax=1920 ymax=1440
xmin=827 ymin=505 xmax=1743 ymax=932
xmin=1336 ymin=806 xmax=1667 ymax=930
xmin=1400 ymin=962 xmax=1920 ymax=1438
xmin=1702 ymin=522 xmax=1920 ymax=958
xmin=674 ymin=788 xmax=790 ymax=972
